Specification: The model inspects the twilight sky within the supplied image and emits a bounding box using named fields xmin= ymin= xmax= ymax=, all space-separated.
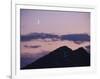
xmin=20 ymin=9 xmax=90 ymax=68
xmin=20 ymin=9 xmax=90 ymax=35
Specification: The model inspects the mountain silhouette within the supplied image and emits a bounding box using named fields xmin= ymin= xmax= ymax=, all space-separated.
xmin=21 ymin=32 xmax=60 ymax=41
xmin=61 ymin=34 xmax=90 ymax=41
xmin=21 ymin=32 xmax=90 ymax=42
xmin=22 ymin=46 xmax=90 ymax=69
xmin=69 ymin=47 xmax=90 ymax=66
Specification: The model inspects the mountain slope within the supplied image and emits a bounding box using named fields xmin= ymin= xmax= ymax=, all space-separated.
xmin=22 ymin=46 xmax=90 ymax=69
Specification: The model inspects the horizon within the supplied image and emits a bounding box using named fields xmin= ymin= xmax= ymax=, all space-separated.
xmin=21 ymin=32 xmax=90 ymax=36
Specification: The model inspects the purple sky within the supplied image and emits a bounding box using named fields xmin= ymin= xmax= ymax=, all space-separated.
xmin=20 ymin=9 xmax=90 ymax=68
xmin=20 ymin=9 xmax=90 ymax=35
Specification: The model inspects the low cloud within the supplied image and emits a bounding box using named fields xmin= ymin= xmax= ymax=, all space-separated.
xmin=24 ymin=45 xmax=41 ymax=48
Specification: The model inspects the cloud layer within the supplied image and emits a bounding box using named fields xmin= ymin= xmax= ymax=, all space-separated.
xmin=21 ymin=33 xmax=90 ymax=43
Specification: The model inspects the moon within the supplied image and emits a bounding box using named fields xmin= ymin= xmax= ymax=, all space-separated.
xmin=37 ymin=17 xmax=40 ymax=24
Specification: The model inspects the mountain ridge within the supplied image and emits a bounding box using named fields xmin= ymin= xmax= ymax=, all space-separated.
xmin=21 ymin=32 xmax=90 ymax=42
xmin=21 ymin=46 xmax=90 ymax=69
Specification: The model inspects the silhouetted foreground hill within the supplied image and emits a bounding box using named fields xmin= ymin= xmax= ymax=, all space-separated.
xmin=22 ymin=46 xmax=90 ymax=69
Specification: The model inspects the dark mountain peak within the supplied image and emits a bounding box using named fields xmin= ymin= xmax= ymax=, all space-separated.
xmin=49 ymin=46 xmax=72 ymax=57
xmin=73 ymin=47 xmax=88 ymax=54
xmin=72 ymin=47 xmax=90 ymax=59
xmin=57 ymin=46 xmax=71 ymax=50
xmin=53 ymin=46 xmax=72 ymax=52
xmin=76 ymin=47 xmax=86 ymax=51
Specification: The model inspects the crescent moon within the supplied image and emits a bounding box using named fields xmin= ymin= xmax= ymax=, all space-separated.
xmin=37 ymin=19 xmax=40 ymax=24
xmin=37 ymin=16 xmax=40 ymax=24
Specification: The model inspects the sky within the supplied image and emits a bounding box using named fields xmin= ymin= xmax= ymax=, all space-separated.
xmin=20 ymin=9 xmax=90 ymax=68
xmin=20 ymin=9 xmax=90 ymax=35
